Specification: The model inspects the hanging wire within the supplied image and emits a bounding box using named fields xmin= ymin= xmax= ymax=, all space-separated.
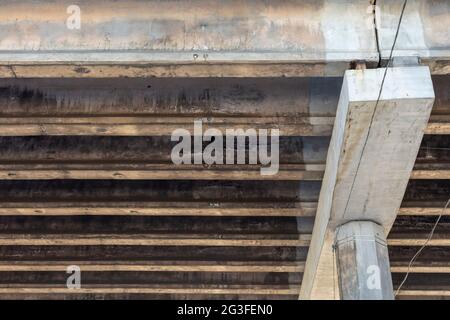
xmin=395 ymin=198 xmax=450 ymax=296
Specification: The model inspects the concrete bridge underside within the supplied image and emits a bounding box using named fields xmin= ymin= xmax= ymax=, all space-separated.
xmin=0 ymin=0 xmax=448 ymax=300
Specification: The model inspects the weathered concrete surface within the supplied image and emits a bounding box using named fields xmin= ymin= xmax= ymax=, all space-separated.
xmin=0 ymin=1 xmax=448 ymax=77
xmin=378 ymin=0 xmax=450 ymax=74
xmin=0 ymin=0 xmax=375 ymax=54
xmin=1 ymin=77 xmax=450 ymax=136
xmin=0 ymin=0 xmax=378 ymax=77
xmin=335 ymin=221 xmax=394 ymax=300
xmin=300 ymin=66 xmax=435 ymax=299
xmin=0 ymin=78 xmax=341 ymax=116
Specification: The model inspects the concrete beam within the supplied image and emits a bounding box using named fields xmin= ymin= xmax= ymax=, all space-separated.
xmin=1 ymin=1 xmax=449 ymax=77
xmin=0 ymin=0 xmax=378 ymax=77
xmin=378 ymin=0 xmax=450 ymax=74
xmin=300 ymin=66 xmax=435 ymax=300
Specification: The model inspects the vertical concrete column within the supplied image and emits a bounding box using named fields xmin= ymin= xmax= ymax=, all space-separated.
xmin=300 ymin=66 xmax=434 ymax=300
xmin=335 ymin=221 xmax=394 ymax=300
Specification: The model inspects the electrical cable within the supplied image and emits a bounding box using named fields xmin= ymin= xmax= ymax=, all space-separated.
xmin=395 ymin=197 xmax=450 ymax=296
